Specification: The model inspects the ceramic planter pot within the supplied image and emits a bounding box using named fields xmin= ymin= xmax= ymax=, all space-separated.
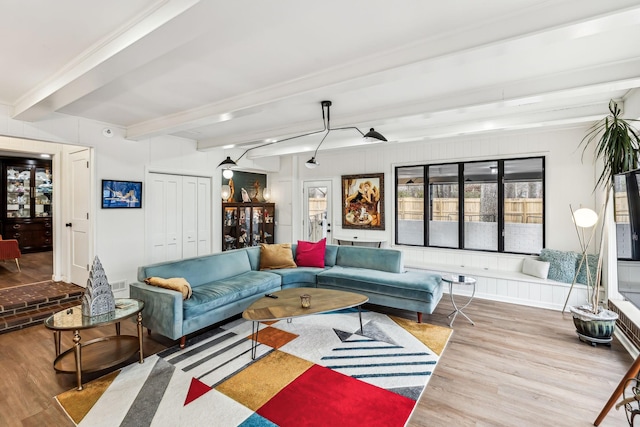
xmin=570 ymin=305 xmax=618 ymax=340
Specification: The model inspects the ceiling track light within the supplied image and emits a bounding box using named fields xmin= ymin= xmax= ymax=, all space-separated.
xmin=216 ymin=100 xmax=387 ymax=173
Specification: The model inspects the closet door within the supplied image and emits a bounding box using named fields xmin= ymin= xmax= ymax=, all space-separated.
xmin=148 ymin=173 xmax=183 ymax=263
xmin=196 ymin=177 xmax=211 ymax=255
xmin=182 ymin=176 xmax=198 ymax=258
xmin=147 ymin=173 xmax=211 ymax=263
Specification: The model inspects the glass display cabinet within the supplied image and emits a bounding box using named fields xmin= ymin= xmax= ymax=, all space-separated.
xmin=222 ymin=203 xmax=275 ymax=251
xmin=2 ymin=157 xmax=53 ymax=252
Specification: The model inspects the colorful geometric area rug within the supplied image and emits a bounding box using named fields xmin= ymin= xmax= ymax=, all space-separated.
xmin=56 ymin=310 xmax=452 ymax=427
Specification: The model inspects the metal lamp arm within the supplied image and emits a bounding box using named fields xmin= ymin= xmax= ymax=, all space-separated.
xmin=234 ymin=109 xmax=329 ymax=163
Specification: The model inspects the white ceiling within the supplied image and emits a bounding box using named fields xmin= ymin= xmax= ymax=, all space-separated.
xmin=3 ymin=0 xmax=640 ymax=160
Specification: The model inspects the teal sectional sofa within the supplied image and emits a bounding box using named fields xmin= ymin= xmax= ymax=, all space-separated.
xmin=130 ymin=244 xmax=443 ymax=348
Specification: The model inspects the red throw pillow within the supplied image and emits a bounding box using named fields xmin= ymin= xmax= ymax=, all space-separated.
xmin=296 ymin=238 xmax=326 ymax=268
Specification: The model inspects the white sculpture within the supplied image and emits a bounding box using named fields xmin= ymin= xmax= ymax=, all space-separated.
xmin=81 ymin=256 xmax=116 ymax=317
xmin=241 ymin=188 xmax=251 ymax=202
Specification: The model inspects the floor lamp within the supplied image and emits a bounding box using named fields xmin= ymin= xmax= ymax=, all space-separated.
xmin=561 ymin=206 xmax=599 ymax=313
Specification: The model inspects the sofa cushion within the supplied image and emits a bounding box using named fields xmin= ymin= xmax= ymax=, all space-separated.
xmin=138 ymin=250 xmax=252 ymax=287
xmin=296 ymin=238 xmax=326 ymax=268
xmin=335 ymin=246 xmax=403 ymax=273
xmin=183 ymin=271 xmax=281 ymax=319
xmin=270 ymin=266 xmax=326 ymax=287
xmin=317 ymin=266 xmax=440 ymax=302
xmin=260 ymin=243 xmax=297 ymax=270
xmin=245 ymin=246 xmax=261 ymax=271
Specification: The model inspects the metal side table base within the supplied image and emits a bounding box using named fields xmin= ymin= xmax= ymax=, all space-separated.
xmin=442 ymin=274 xmax=477 ymax=327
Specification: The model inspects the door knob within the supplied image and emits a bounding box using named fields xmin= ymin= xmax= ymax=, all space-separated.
xmin=65 ymin=223 xmax=72 ymax=227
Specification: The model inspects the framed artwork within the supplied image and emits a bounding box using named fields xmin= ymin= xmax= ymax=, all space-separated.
xmin=102 ymin=180 xmax=142 ymax=208
xmin=342 ymin=173 xmax=385 ymax=229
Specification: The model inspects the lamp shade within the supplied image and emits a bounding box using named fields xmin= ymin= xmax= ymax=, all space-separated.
xmin=221 ymin=185 xmax=231 ymax=200
xmin=305 ymin=157 xmax=319 ymax=169
xmin=573 ymin=208 xmax=598 ymax=228
xmin=263 ymin=187 xmax=271 ymax=201
xmin=363 ymin=128 xmax=387 ymax=142
xmin=218 ymin=156 xmax=237 ymax=168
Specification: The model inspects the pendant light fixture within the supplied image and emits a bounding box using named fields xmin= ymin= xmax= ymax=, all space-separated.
xmin=217 ymin=100 xmax=387 ymax=173
xmin=304 ymin=100 xmax=386 ymax=168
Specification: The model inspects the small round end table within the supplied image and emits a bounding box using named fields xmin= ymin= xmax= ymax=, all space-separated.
xmin=441 ymin=274 xmax=476 ymax=327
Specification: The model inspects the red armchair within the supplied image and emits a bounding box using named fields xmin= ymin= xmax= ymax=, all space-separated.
xmin=0 ymin=235 xmax=21 ymax=272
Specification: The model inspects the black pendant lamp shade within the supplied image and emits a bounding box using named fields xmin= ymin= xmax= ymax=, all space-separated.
xmin=363 ymin=128 xmax=387 ymax=142
xmin=305 ymin=157 xmax=319 ymax=169
xmin=218 ymin=156 xmax=237 ymax=168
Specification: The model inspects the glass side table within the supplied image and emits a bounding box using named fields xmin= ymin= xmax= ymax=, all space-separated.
xmin=441 ymin=274 xmax=476 ymax=327
xmin=44 ymin=298 xmax=145 ymax=391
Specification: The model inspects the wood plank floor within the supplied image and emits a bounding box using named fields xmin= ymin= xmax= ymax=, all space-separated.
xmin=0 ymin=295 xmax=633 ymax=427
xmin=0 ymin=251 xmax=53 ymax=289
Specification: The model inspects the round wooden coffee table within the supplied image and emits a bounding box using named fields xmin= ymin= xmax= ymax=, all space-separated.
xmin=243 ymin=287 xmax=368 ymax=359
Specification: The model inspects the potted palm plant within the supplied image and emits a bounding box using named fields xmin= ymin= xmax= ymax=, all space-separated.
xmin=572 ymin=99 xmax=640 ymax=344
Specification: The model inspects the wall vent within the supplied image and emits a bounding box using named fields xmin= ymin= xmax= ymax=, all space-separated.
xmin=111 ymin=280 xmax=127 ymax=292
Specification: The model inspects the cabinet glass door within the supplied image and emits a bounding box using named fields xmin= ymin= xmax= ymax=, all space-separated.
xmin=34 ymin=166 xmax=53 ymax=218
xmin=238 ymin=207 xmax=251 ymax=248
xmin=6 ymin=165 xmax=31 ymax=218
xmin=223 ymin=207 xmax=238 ymax=250
xmin=263 ymin=205 xmax=274 ymax=244
xmin=253 ymin=207 xmax=264 ymax=245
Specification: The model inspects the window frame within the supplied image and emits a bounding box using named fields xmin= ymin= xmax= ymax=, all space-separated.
xmin=395 ymin=156 xmax=545 ymax=255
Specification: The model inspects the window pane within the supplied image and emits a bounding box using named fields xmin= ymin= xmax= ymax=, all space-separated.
xmin=429 ymin=164 xmax=458 ymax=247
xmin=615 ymin=174 xmax=632 ymax=259
xmin=503 ymin=158 xmax=544 ymax=254
xmin=464 ymin=161 xmax=497 ymax=251
xmin=397 ymin=167 xmax=424 ymax=245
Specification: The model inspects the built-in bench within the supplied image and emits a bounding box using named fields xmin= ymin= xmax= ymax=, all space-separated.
xmin=400 ymin=247 xmax=589 ymax=311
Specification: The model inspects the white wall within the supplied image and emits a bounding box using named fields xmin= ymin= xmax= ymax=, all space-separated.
xmin=0 ymin=100 xmax=605 ymax=305
xmin=0 ymin=104 xmax=231 ymax=290
xmin=271 ymin=125 xmax=600 ymax=259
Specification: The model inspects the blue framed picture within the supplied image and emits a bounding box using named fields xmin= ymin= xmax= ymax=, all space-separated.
xmin=102 ymin=180 xmax=142 ymax=208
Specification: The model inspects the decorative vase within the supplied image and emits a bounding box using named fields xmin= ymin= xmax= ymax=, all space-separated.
xmin=570 ymin=304 xmax=618 ymax=345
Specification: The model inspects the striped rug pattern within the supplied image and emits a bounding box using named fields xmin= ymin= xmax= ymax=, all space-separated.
xmin=56 ymin=310 xmax=452 ymax=427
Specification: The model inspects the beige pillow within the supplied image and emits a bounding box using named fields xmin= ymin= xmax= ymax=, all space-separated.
xmin=144 ymin=277 xmax=192 ymax=300
xmin=259 ymin=243 xmax=297 ymax=270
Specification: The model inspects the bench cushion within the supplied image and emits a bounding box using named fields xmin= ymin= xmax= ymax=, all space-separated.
xmin=183 ymin=270 xmax=280 ymax=318
xmin=317 ymin=266 xmax=440 ymax=302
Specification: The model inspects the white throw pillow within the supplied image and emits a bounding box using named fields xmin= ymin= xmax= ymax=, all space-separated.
xmin=522 ymin=258 xmax=550 ymax=279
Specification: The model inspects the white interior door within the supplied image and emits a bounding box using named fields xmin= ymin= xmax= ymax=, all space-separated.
xmin=148 ymin=173 xmax=183 ymax=263
xmin=303 ymin=180 xmax=332 ymax=242
xmin=69 ymin=149 xmax=91 ymax=286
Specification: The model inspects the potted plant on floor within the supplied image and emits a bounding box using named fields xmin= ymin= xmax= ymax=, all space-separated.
xmin=572 ymin=99 xmax=640 ymax=344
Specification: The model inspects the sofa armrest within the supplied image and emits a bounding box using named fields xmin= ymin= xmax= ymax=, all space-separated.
xmin=130 ymin=282 xmax=183 ymax=340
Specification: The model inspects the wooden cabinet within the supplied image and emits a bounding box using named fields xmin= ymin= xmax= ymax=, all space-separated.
xmin=1 ymin=157 xmax=53 ymax=252
xmin=222 ymin=203 xmax=275 ymax=251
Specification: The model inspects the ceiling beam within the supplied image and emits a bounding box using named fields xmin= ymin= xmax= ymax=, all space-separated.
xmin=12 ymin=0 xmax=205 ymax=122
xmin=129 ymin=4 xmax=640 ymax=142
